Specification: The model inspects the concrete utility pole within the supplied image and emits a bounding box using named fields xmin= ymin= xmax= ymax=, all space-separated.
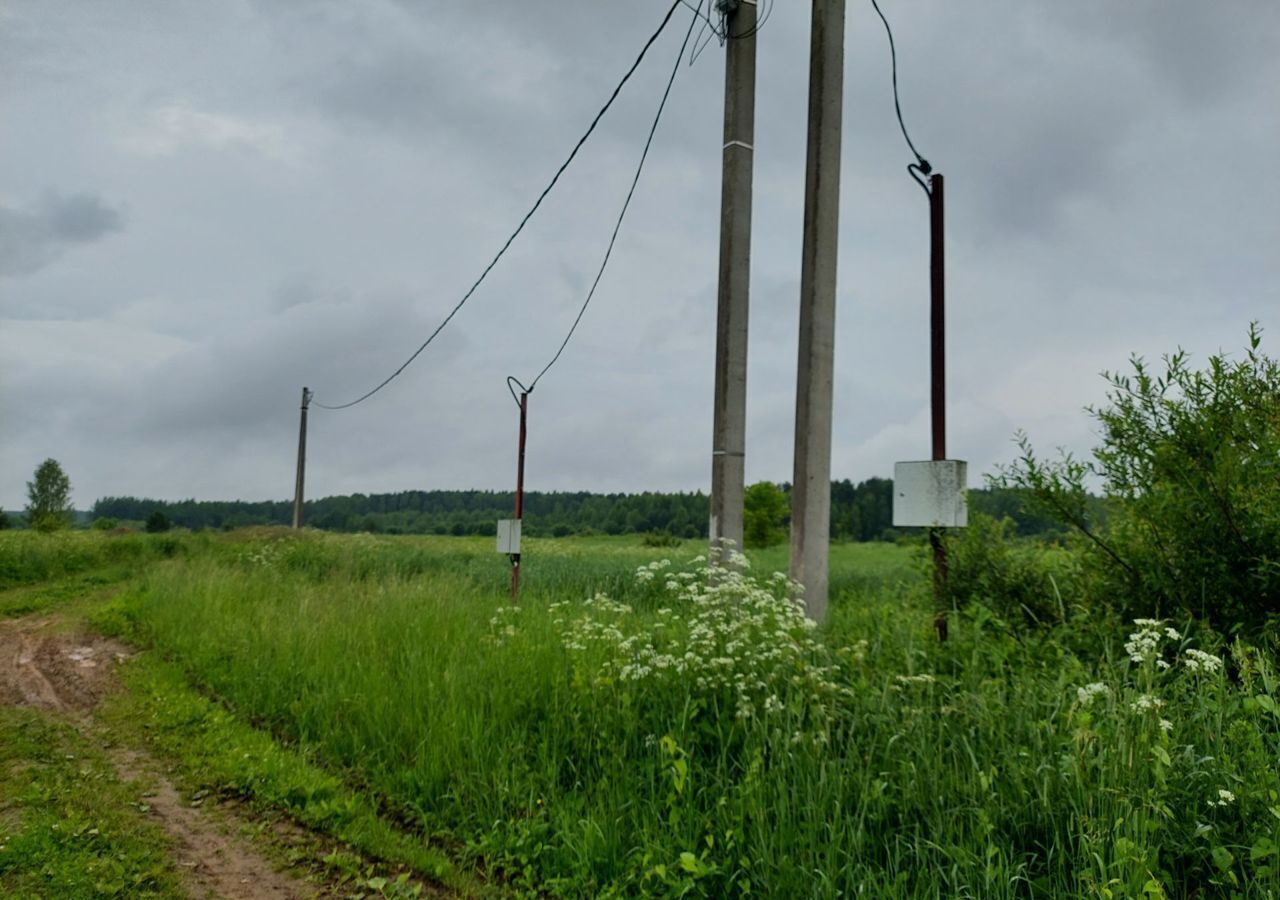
xmin=292 ymin=386 xmax=311 ymax=529
xmin=708 ymin=0 xmax=758 ymax=555
xmin=790 ymin=0 xmax=845 ymax=620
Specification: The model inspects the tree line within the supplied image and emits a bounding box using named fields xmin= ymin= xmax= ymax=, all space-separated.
xmin=89 ymin=481 xmax=1066 ymax=541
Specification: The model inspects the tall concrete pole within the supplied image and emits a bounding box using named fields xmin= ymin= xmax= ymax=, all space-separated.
xmin=292 ymin=387 xmax=311 ymax=529
xmin=708 ymin=0 xmax=758 ymax=555
xmin=790 ymin=0 xmax=845 ymax=620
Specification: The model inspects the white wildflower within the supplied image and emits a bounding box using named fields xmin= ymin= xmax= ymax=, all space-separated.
xmin=1076 ymin=682 xmax=1110 ymax=706
xmin=1131 ymin=693 xmax=1165 ymax=712
xmin=1183 ymin=648 xmax=1223 ymax=675
xmin=895 ymin=673 xmax=936 ymax=686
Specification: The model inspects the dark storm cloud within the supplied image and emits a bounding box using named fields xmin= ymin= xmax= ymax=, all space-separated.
xmin=0 ymin=193 xmax=124 ymax=277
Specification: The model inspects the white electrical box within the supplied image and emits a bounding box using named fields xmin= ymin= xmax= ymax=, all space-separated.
xmin=496 ymin=519 xmax=522 ymax=554
xmin=892 ymin=460 xmax=968 ymax=527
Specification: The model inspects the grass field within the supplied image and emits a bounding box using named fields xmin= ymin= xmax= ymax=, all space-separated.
xmin=4 ymin=528 xmax=1279 ymax=897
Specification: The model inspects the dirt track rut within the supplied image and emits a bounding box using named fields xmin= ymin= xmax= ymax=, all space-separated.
xmin=0 ymin=616 xmax=313 ymax=899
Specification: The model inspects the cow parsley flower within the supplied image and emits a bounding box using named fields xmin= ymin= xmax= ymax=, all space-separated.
xmin=1076 ymin=682 xmax=1110 ymax=706
xmin=1183 ymin=648 xmax=1223 ymax=675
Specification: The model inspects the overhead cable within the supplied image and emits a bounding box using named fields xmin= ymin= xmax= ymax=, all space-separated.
xmin=514 ymin=2 xmax=700 ymax=400
xmin=313 ymin=0 xmax=688 ymax=410
xmin=868 ymin=0 xmax=934 ymax=193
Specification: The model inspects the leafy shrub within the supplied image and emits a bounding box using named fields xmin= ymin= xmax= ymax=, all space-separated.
xmin=145 ymin=511 xmax=172 ymax=533
xmin=943 ymin=512 xmax=1080 ymax=630
xmin=743 ymin=481 xmax=787 ymax=548
xmin=997 ymin=325 xmax=1280 ymax=635
xmin=641 ymin=529 xmax=681 ymax=548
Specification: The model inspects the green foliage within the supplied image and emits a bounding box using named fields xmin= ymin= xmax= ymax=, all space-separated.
xmin=0 ymin=510 xmax=10 ymax=530
xmin=641 ymin=529 xmax=682 ymax=548
xmin=0 ymin=707 xmax=184 ymax=898
xmin=943 ymin=512 xmax=1080 ymax=630
xmin=743 ymin=481 xmax=787 ymax=548
xmin=997 ymin=325 xmax=1280 ymax=635
xmin=94 ymin=531 xmax=1280 ymax=896
xmin=144 ymin=511 xmax=171 ymax=534
xmin=93 ymin=656 xmax=461 ymax=891
xmin=0 ymin=530 xmax=198 ymax=593
xmin=91 ymin=516 xmax=118 ymax=531
xmin=25 ymin=458 xmax=73 ymax=533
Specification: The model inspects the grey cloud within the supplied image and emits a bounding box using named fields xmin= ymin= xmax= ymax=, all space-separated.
xmin=0 ymin=192 xmax=124 ymax=277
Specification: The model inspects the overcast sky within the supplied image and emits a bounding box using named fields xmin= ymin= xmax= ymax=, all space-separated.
xmin=2 ymin=1 xmax=1277 ymax=511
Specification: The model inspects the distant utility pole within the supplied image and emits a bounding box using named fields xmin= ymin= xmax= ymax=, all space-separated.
xmin=790 ymin=0 xmax=845 ymax=620
xmin=708 ymin=0 xmax=758 ymax=555
xmin=292 ymin=386 xmax=311 ymax=529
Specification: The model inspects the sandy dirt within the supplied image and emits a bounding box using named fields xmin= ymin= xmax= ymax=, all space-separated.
xmin=0 ymin=616 xmax=315 ymax=899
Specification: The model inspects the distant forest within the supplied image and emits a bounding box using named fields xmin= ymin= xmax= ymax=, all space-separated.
xmin=92 ymin=480 xmax=1069 ymax=541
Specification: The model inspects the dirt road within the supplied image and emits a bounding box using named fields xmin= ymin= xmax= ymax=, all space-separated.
xmin=0 ymin=616 xmax=314 ymax=899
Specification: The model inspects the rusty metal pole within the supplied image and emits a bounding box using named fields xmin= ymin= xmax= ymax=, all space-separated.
xmin=510 ymin=391 xmax=528 ymax=601
xmin=928 ymin=174 xmax=949 ymax=640
xmin=292 ymin=387 xmax=311 ymax=529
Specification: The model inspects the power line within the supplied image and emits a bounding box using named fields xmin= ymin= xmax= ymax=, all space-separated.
xmin=515 ymin=4 xmax=699 ymax=399
xmin=868 ymin=0 xmax=933 ymax=192
xmin=313 ymin=0 xmax=688 ymax=411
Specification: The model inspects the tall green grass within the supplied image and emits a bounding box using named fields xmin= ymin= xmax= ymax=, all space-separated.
xmin=0 ymin=529 xmax=195 ymax=591
xmin=112 ymin=532 xmax=1279 ymax=897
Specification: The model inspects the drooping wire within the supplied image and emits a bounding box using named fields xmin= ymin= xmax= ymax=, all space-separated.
xmin=312 ymin=0 xmax=687 ymax=411
xmin=511 ymin=3 xmax=699 ymax=402
xmin=869 ymin=0 xmax=934 ymax=195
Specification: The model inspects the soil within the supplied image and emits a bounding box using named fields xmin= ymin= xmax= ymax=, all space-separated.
xmin=0 ymin=616 xmax=316 ymax=899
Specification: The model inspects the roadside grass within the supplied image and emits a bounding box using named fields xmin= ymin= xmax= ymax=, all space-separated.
xmin=92 ymin=651 xmax=477 ymax=897
xmin=0 ymin=530 xmax=197 ymax=593
xmin=0 ymin=706 xmax=185 ymax=899
xmin=102 ymin=532 xmax=1280 ymax=896
xmin=16 ymin=530 xmax=1279 ymax=895
xmin=0 ymin=565 xmax=142 ymax=619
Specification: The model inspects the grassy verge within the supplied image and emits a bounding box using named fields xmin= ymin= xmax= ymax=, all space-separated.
xmin=0 ymin=565 xmax=141 ymax=619
xmin=0 ymin=706 xmax=185 ymax=898
xmin=93 ymin=645 xmax=477 ymax=897
xmin=0 ymin=530 xmax=199 ymax=593
xmin=105 ymin=533 xmax=1280 ymax=896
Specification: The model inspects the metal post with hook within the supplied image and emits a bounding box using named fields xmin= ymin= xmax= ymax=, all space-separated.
xmin=508 ymin=380 xmax=529 ymax=602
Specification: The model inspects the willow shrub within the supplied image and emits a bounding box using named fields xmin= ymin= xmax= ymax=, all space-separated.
xmin=996 ymin=324 xmax=1280 ymax=636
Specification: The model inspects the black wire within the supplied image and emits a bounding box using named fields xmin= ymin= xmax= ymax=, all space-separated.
xmin=518 ymin=4 xmax=698 ymax=398
xmin=733 ymin=0 xmax=773 ymax=41
xmin=312 ymin=0 xmax=687 ymax=411
xmin=869 ymin=0 xmax=931 ymax=176
xmin=688 ymin=1 xmax=722 ymax=66
xmin=507 ymin=376 xmax=528 ymax=406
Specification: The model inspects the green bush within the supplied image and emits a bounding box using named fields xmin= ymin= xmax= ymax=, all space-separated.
xmin=145 ymin=511 xmax=172 ymax=533
xmin=743 ymin=481 xmax=787 ymax=549
xmin=997 ymin=325 xmax=1280 ymax=635
xmin=943 ymin=513 xmax=1079 ymax=630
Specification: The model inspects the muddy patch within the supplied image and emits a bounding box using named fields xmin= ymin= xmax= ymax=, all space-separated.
xmin=0 ymin=618 xmax=129 ymax=712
